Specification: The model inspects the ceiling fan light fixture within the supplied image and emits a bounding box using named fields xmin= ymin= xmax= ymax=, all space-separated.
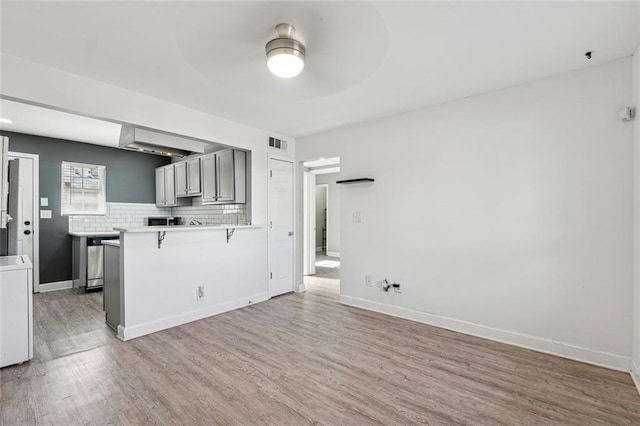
xmin=265 ymin=23 xmax=305 ymax=79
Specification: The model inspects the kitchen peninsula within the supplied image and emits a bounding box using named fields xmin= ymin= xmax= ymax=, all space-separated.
xmin=107 ymin=224 xmax=267 ymax=340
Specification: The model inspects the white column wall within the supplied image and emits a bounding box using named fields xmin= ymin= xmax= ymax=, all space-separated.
xmin=119 ymin=228 xmax=268 ymax=340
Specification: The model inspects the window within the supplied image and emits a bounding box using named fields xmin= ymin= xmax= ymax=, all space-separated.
xmin=61 ymin=162 xmax=106 ymax=215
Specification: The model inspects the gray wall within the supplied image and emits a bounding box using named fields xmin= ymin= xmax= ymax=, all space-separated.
xmin=316 ymin=173 xmax=341 ymax=255
xmin=1 ymin=131 xmax=170 ymax=283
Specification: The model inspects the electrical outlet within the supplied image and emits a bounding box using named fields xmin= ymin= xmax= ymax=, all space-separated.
xmin=352 ymin=211 xmax=363 ymax=223
xmin=197 ymin=285 xmax=205 ymax=301
xmin=365 ymin=275 xmax=373 ymax=287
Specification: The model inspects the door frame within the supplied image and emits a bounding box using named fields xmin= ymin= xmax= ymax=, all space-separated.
xmin=267 ymin=154 xmax=299 ymax=294
xmin=303 ymin=171 xmax=316 ymax=276
xmin=8 ymin=151 xmax=40 ymax=292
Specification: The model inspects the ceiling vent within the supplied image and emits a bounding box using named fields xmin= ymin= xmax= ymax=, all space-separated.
xmin=268 ymin=136 xmax=288 ymax=151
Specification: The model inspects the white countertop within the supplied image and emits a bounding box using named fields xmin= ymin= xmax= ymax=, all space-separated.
xmin=0 ymin=255 xmax=32 ymax=271
xmin=69 ymin=231 xmax=120 ymax=237
xmin=114 ymin=224 xmax=264 ymax=233
xmin=102 ymin=240 xmax=121 ymax=247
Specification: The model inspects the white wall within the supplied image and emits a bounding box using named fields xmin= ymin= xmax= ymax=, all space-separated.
xmin=297 ymin=58 xmax=634 ymax=370
xmin=316 ymin=173 xmax=341 ymax=256
xmin=632 ymin=44 xmax=640 ymax=388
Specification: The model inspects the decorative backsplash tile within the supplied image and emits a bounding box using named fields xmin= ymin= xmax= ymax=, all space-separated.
xmin=172 ymin=197 xmax=248 ymax=226
xmin=68 ymin=199 xmax=249 ymax=232
xmin=68 ymin=203 xmax=171 ymax=232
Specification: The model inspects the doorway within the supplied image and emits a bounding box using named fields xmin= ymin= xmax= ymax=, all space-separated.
xmin=302 ymin=157 xmax=340 ymax=290
xmin=3 ymin=151 xmax=40 ymax=292
xmin=315 ymin=184 xmax=327 ymax=254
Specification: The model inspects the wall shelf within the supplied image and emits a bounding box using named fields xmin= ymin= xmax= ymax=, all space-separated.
xmin=336 ymin=178 xmax=374 ymax=184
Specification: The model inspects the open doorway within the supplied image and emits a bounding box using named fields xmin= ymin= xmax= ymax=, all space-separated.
xmin=302 ymin=157 xmax=340 ymax=292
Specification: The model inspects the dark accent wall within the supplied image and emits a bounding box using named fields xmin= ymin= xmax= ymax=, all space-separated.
xmin=1 ymin=131 xmax=170 ymax=283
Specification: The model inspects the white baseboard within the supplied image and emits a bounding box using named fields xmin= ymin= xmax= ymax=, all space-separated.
xmin=38 ymin=280 xmax=72 ymax=293
xmin=327 ymin=251 xmax=340 ymax=258
xmin=631 ymin=360 xmax=640 ymax=395
xmin=339 ymin=295 xmax=631 ymax=372
xmin=119 ymin=292 xmax=270 ymax=341
xmin=295 ymin=283 xmax=306 ymax=293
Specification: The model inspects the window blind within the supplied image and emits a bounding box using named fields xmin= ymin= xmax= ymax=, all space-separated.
xmin=61 ymin=162 xmax=106 ymax=216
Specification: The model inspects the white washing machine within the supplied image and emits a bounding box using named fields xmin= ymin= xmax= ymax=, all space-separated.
xmin=0 ymin=255 xmax=33 ymax=368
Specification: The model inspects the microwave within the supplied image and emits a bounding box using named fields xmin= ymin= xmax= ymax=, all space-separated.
xmin=147 ymin=217 xmax=182 ymax=226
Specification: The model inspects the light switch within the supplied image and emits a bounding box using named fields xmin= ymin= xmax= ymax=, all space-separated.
xmin=40 ymin=210 xmax=52 ymax=219
xmin=352 ymin=211 xmax=363 ymax=223
xmin=40 ymin=197 xmax=49 ymax=207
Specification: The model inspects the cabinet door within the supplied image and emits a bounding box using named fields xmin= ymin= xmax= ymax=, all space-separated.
xmin=155 ymin=167 xmax=166 ymax=206
xmin=175 ymin=161 xmax=188 ymax=197
xmin=216 ymin=150 xmax=235 ymax=202
xmin=201 ymin=154 xmax=216 ymax=202
xmin=187 ymin=158 xmax=201 ymax=195
xmin=164 ymin=165 xmax=176 ymax=206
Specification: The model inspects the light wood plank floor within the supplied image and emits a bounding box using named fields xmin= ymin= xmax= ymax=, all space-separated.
xmin=2 ymin=281 xmax=640 ymax=425
xmin=313 ymin=253 xmax=340 ymax=280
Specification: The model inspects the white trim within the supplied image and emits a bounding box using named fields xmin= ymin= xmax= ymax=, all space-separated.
xmin=632 ymin=360 xmax=640 ymax=395
xmin=8 ymin=151 xmax=40 ymax=292
xmin=295 ymin=283 xmax=306 ymax=293
xmin=308 ymin=173 xmax=316 ymax=275
xmin=119 ymin=292 xmax=270 ymax=340
xmin=339 ymin=294 xmax=631 ymax=372
xmin=38 ymin=280 xmax=72 ymax=292
xmin=303 ymin=171 xmax=310 ymax=275
xmin=327 ymin=251 xmax=340 ymax=258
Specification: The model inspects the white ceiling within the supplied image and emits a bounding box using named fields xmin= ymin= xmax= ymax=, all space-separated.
xmin=0 ymin=1 xmax=638 ymax=139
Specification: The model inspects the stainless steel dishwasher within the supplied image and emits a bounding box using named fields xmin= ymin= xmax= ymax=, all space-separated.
xmin=72 ymin=234 xmax=120 ymax=292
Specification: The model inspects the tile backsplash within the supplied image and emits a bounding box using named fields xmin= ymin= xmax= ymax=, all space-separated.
xmin=172 ymin=198 xmax=248 ymax=226
xmin=68 ymin=203 xmax=171 ymax=232
xmin=68 ymin=200 xmax=249 ymax=232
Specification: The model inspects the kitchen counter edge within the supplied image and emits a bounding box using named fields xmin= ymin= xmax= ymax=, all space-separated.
xmin=114 ymin=224 xmax=265 ymax=233
xmin=68 ymin=231 xmax=120 ymax=237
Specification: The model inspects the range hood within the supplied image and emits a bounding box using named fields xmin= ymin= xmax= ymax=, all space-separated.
xmin=119 ymin=125 xmax=207 ymax=158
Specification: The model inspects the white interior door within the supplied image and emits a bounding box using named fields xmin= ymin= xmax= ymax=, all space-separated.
xmin=8 ymin=152 xmax=39 ymax=292
xmin=268 ymin=158 xmax=294 ymax=297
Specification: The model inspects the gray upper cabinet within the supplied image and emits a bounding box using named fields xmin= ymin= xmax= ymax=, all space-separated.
xmin=201 ymin=154 xmax=217 ymax=203
xmin=216 ymin=149 xmax=235 ymax=202
xmin=200 ymin=149 xmax=246 ymax=204
xmin=175 ymin=161 xmax=188 ymax=197
xmin=155 ymin=164 xmax=184 ymax=207
xmin=155 ymin=167 xmax=165 ymax=206
xmin=164 ymin=165 xmax=176 ymax=206
xmin=175 ymin=158 xmax=201 ymax=197
xmin=187 ymin=158 xmax=201 ymax=195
